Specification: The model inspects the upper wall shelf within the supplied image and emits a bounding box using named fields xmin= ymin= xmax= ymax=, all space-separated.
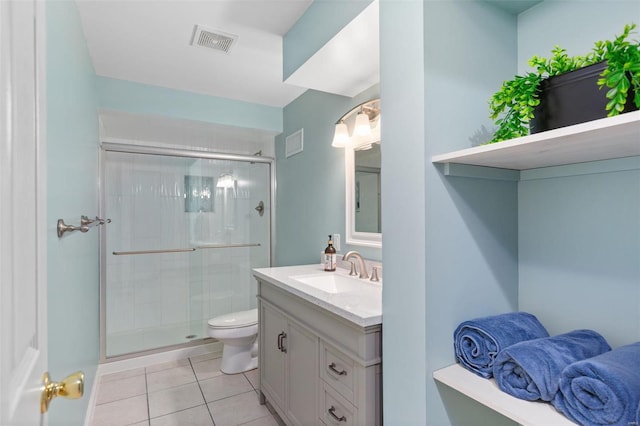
xmin=433 ymin=364 xmax=577 ymax=426
xmin=432 ymin=111 xmax=640 ymax=171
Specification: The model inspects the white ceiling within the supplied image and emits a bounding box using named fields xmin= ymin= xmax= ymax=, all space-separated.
xmin=76 ymin=0 xmax=315 ymax=108
xmin=284 ymin=0 xmax=379 ymax=98
xmin=76 ymin=1 xmax=538 ymax=111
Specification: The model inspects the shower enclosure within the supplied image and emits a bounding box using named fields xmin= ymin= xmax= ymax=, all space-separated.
xmin=100 ymin=144 xmax=273 ymax=359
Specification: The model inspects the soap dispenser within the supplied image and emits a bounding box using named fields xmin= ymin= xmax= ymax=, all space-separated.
xmin=324 ymin=235 xmax=336 ymax=272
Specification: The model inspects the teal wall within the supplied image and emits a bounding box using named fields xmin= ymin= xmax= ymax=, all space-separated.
xmin=46 ymin=2 xmax=100 ymax=425
xmin=422 ymin=2 xmax=519 ymax=425
xmin=517 ymin=3 xmax=640 ymax=348
xmin=96 ymin=76 xmax=283 ymax=133
xmin=374 ymin=1 xmax=639 ymax=425
xmin=283 ymin=0 xmax=372 ymax=81
xmin=517 ymin=1 xmax=640 ymax=69
xmin=275 ymin=84 xmax=381 ymax=266
xmin=379 ymin=1 xmax=428 ymax=424
xmin=277 ymin=0 xmax=385 ymax=267
xmin=519 ymin=159 xmax=640 ymax=346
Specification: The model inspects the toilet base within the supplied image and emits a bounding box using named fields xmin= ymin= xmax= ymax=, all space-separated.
xmin=220 ymin=340 xmax=258 ymax=374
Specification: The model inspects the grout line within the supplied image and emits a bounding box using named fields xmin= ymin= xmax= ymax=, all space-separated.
xmin=144 ymin=366 xmax=151 ymax=424
xmin=189 ymin=357 xmax=217 ymax=425
xmin=207 ymin=389 xmax=257 ymax=404
xmin=244 ymin=370 xmax=258 ymax=391
xmin=236 ymin=414 xmax=275 ymax=426
xmin=241 ymin=372 xmax=253 ymax=389
xmin=146 ymin=404 xmax=210 ymax=423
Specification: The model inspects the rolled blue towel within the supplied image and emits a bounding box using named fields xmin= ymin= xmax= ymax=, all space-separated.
xmin=453 ymin=312 xmax=549 ymax=379
xmin=493 ymin=329 xmax=611 ymax=401
xmin=553 ymin=342 xmax=640 ymax=426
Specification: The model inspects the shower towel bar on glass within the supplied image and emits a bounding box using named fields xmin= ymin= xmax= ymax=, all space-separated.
xmin=196 ymin=243 xmax=261 ymax=250
xmin=112 ymin=243 xmax=261 ymax=256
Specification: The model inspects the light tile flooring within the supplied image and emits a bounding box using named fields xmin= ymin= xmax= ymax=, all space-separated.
xmin=91 ymin=353 xmax=280 ymax=426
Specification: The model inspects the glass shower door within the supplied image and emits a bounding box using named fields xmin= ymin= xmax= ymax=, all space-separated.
xmin=102 ymin=150 xmax=271 ymax=358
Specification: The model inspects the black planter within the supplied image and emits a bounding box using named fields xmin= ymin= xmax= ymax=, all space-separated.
xmin=530 ymin=61 xmax=638 ymax=134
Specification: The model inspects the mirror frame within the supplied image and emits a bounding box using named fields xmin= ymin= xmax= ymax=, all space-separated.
xmin=345 ymin=146 xmax=382 ymax=248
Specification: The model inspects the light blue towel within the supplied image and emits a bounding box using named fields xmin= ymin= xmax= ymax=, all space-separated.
xmin=493 ymin=330 xmax=611 ymax=401
xmin=453 ymin=312 xmax=549 ymax=379
xmin=554 ymin=342 xmax=640 ymax=426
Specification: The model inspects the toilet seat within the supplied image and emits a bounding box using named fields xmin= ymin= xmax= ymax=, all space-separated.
xmin=208 ymin=309 xmax=257 ymax=329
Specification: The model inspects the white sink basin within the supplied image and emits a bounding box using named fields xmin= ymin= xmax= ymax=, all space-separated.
xmin=290 ymin=273 xmax=364 ymax=294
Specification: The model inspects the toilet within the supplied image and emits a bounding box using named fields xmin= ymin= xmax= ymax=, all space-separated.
xmin=208 ymin=308 xmax=258 ymax=374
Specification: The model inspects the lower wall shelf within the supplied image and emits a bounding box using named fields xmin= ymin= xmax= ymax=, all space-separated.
xmin=433 ymin=364 xmax=577 ymax=426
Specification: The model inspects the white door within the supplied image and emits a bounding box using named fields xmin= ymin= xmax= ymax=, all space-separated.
xmin=0 ymin=1 xmax=49 ymax=425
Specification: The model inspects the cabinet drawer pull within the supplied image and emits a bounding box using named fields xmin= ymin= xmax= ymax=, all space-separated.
xmin=328 ymin=362 xmax=347 ymax=376
xmin=280 ymin=332 xmax=287 ymax=353
xmin=328 ymin=406 xmax=347 ymax=422
xmin=277 ymin=332 xmax=284 ymax=351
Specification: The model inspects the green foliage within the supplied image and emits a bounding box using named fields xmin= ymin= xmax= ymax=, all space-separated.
xmin=489 ymin=24 xmax=640 ymax=143
xmin=489 ymin=72 xmax=542 ymax=142
xmin=596 ymin=24 xmax=640 ymax=116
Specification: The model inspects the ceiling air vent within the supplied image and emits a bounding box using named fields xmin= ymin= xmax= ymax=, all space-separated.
xmin=191 ymin=25 xmax=238 ymax=54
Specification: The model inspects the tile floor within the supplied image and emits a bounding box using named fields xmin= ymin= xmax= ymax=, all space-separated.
xmin=90 ymin=352 xmax=281 ymax=426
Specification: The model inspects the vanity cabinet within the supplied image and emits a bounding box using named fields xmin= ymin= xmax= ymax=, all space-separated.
xmin=256 ymin=276 xmax=382 ymax=426
xmin=260 ymin=301 xmax=318 ymax=426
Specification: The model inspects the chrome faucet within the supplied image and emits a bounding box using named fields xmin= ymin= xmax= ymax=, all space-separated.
xmin=342 ymin=251 xmax=369 ymax=279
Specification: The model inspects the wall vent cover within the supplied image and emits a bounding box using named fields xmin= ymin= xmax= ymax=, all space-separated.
xmin=285 ymin=129 xmax=304 ymax=158
xmin=191 ymin=25 xmax=238 ymax=54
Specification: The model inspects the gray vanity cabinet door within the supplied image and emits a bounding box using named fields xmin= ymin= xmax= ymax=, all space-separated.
xmin=285 ymin=320 xmax=318 ymax=426
xmin=261 ymin=303 xmax=287 ymax=412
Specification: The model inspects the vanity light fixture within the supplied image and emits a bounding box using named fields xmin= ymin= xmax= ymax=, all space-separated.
xmin=354 ymin=109 xmax=372 ymax=136
xmin=332 ymin=121 xmax=351 ymax=148
xmin=331 ymin=99 xmax=380 ymax=149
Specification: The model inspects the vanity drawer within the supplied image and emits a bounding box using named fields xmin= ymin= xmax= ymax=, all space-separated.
xmin=320 ymin=342 xmax=356 ymax=403
xmin=319 ymin=381 xmax=357 ymax=426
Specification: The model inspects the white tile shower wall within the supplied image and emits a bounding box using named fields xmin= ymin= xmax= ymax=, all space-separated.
xmin=105 ymin=152 xmax=267 ymax=349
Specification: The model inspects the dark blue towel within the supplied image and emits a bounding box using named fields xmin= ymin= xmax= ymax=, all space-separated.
xmin=453 ymin=312 xmax=549 ymax=379
xmin=493 ymin=329 xmax=611 ymax=401
xmin=553 ymin=342 xmax=640 ymax=426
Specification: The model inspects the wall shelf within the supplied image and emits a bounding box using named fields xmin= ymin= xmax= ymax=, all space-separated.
xmin=433 ymin=364 xmax=577 ymax=426
xmin=432 ymin=111 xmax=640 ymax=171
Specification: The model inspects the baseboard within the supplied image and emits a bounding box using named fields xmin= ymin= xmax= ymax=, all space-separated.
xmin=83 ymin=368 xmax=101 ymax=426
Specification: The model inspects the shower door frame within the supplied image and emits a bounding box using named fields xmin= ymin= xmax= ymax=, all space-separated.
xmin=98 ymin=142 xmax=276 ymax=363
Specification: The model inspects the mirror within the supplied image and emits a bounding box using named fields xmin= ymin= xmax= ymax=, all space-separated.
xmin=354 ymin=145 xmax=381 ymax=233
xmin=345 ymin=134 xmax=382 ymax=248
xmin=333 ymin=98 xmax=381 ymax=248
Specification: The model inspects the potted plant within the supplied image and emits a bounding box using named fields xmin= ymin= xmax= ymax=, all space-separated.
xmin=488 ymin=23 xmax=640 ymax=143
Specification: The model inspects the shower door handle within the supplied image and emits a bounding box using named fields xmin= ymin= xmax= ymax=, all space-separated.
xmin=255 ymin=201 xmax=264 ymax=217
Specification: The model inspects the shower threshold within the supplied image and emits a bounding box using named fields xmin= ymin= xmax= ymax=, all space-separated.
xmin=106 ymin=320 xmax=210 ymax=358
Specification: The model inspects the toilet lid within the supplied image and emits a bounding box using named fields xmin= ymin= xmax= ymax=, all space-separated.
xmin=208 ymin=308 xmax=258 ymax=329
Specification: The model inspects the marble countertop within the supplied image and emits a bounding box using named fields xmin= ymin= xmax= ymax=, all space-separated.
xmin=253 ymin=264 xmax=382 ymax=328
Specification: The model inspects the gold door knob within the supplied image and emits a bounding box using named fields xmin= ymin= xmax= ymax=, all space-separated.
xmin=41 ymin=371 xmax=84 ymax=413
